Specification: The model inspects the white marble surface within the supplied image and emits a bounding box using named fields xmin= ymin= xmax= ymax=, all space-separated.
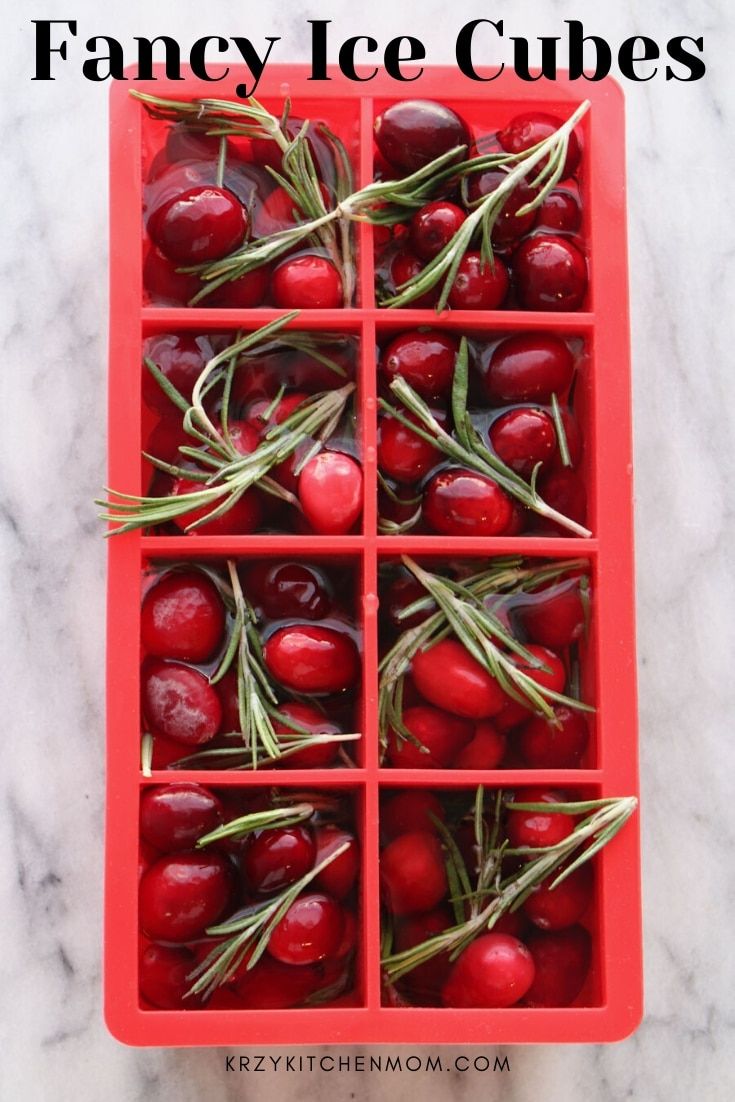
xmin=2 ymin=0 xmax=734 ymax=1098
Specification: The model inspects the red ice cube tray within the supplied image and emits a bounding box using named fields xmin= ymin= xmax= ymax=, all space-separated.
xmin=105 ymin=64 xmax=641 ymax=1045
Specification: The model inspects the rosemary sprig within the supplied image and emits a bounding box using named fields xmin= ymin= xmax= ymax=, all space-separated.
xmin=382 ymin=788 xmax=637 ymax=983
xmin=380 ymin=337 xmax=592 ymax=538
xmin=196 ymin=801 xmax=316 ymax=848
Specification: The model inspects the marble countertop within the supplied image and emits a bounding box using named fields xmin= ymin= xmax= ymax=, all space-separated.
xmin=3 ymin=1 xmax=734 ymax=1098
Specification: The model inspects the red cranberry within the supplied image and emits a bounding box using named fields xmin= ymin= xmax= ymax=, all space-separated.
xmin=139 ymin=944 xmax=198 ymax=1009
xmin=243 ymin=825 xmax=316 ymax=894
xmin=518 ymin=706 xmax=589 ymax=768
xmin=378 ymin=413 xmax=442 ymax=484
xmin=467 ymin=170 xmax=537 ymax=247
xmin=375 ymin=100 xmax=470 ymax=173
xmin=441 ymin=933 xmax=535 ymax=1008
xmin=382 ymin=791 xmax=446 ymax=840
xmin=523 ymin=864 xmax=593 ymax=930
xmin=267 ymin=893 xmax=345 ymax=965
xmin=498 ymin=112 xmax=582 ymax=179
xmin=537 ymin=191 xmax=581 ymax=233
xmin=489 ymin=408 xmax=556 ymax=477
xmin=263 ymin=624 xmax=359 ymax=694
xmin=139 ymin=851 xmax=232 ymax=941
xmin=141 ymin=570 xmax=225 ymax=662
xmin=382 ymin=575 xmax=434 ymax=632
xmin=485 ymin=334 xmax=574 ymax=403
xmin=169 ymin=478 xmax=263 ymax=536
xmin=452 ymin=721 xmax=506 ymax=769
xmin=412 ymin=639 xmax=506 ymax=719
xmin=234 ymin=955 xmax=324 ymax=1008
xmin=149 ymin=186 xmax=247 ymax=263
xmin=142 ymin=334 xmax=206 ymax=414
xmin=506 ymin=788 xmax=575 ymax=850
xmin=273 ymin=702 xmax=343 ymax=768
xmin=389 ymin=250 xmax=439 ymax=308
xmin=140 ymin=784 xmax=224 ymax=852
xmin=395 ymin=907 xmax=454 ymax=1002
xmin=536 ymin=468 xmax=587 ymax=530
xmin=298 ymin=452 xmax=363 ymax=535
xmin=448 ymin=252 xmax=509 ymax=310
xmin=513 ymin=643 xmax=566 ymax=701
xmin=141 ymin=660 xmax=222 ymax=746
xmin=313 ymin=825 xmax=359 ymax=900
xmin=524 ymin=926 xmax=591 ymax=1006
xmin=143 ymin=246 xmax=201 ymax=305
xmin=515 ymin=235 xmax=588 ymax=311
xmin=208 ymin=266 xmax=270 ymax=308
xmin=380 ymin=830 xmax=448 ymax=916
xmin=423 ymin=469 xmax=513 ymax=536
xmin=381 ymin=330 xmax=458 ymax=399
xmin=386 ymin=705 xmax=473 ymax=769
xmin=243 ymin=561 xmax=331 ymax=621
xmin=410 ymin=201 xmax=466 ymax=260
xmin=271 ymin=255 xmax=343 ymax=309
xmin=517 ymin=581 xmax=585 ymax=648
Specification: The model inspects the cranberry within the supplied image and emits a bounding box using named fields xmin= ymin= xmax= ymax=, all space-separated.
xmin=139 ymin=944 xmax=198 ymax=1009
xmin=143 ymin=246 xmax=201 ymax=305
xmin=267 ymin=893 xmax=345 ymax=965
xmin=467 ymin=170 xmax=537 ymax=247
xmin=515 ymin=235 xmax=588 ymax=311
xmin=410 ymin=201 xmax=466 ymax=260
xmin=375 ymin=100 xmax=470 ymax=173
xmin=423 ymin=469 xmax=513 ymax=536
xmin=380 ymin=830 xmax=447 ymax=916
xmin=140 ymin=784 xmax=223 ymax=852
xmin=382 ymin=790 xmax=445 ymax=840
xmin=485 ymin=334 xmax=574 ymax=403
xmin=169 ymin=478 xmax=263 ymax=536
xmin=165 ymin=124 xmax=225 ymax=164
xmin=498 ymin=112 xmax=582 ymax=179
xmin=523 ymin=926 xmax=591 ymax=1007
xmin=141 ymin=570 xmax=225 ymax=662
xmin=142 ymin=660 xmax=222 ymax=746
xmin=452 ymin=721 xmax=506 ymax=769
xmin=139 ymin=851 xmax=232 ymax=942
xmin=536 ymin=468 xmax=586 ymax=530
xmin=388 ymin=250 xmax=440 ymax=308
xmin=489 ymin=408 xmax=556 ymax=477
xmin=537 ymin=191 xmax=581 ymax=233
xmin=271 ymin=255 xmax=343 ymax=308
xmin=448 ymin=252 xmax=509 ymax=310
xmin=523 ymin=864 xmax=593 ymax=930
xmin=382 ymin=575 xmax=434 ymax=633
xmin=208 ymin=266 xmax=270 ymax=308
xmin=225 ymin=419 xmax=261 ymax=456
xmin=235 ymin=955 xmax=324 ymax=1008
xmin=243 ymin=825 xmax=316 ymax=894
xmin=334 ymin=909 xmax=358 ymax=958
xmin=149 ymin=186 xmax=247 ymax=263
xmin=518 ymin=706 xmax=589 ymax=769
xmin=441 ymin=933 xmax=535 ymax=1008
xmin=378 ymin=413 xmax=442 ymax=484
xmin=142 ymin=334 xmax=207 ymax=414
xmin=412 ymin=639 xmax=506 ymax=719
xmin=381 ymin=330 xmax=458 ymax=399
xmin=513 ymin=643 xmax=566 ymax=700
xmin=386 ymin=705 xmax=473 ymax=769
xmin=273 ymin=702 xmax=343 ymax=768
xmin=517 ymin=581 xmax=585 ymax=648
xmin=395 ymin=907 xmax=454 ymax=1002
xmin=243 ymin=561 xmax=331 ymax=621
xmin=145 ymin=419 xmax=190 ymax=465
xmin=313 ymin=825 xmax=359 ymax=900
xmin=263 ymin=624 xmax=359 ymax=694
xmin=298 ymin=452 xmax=363 ymax=535
xmin=506 ymin=788 xmax=575 ymax=850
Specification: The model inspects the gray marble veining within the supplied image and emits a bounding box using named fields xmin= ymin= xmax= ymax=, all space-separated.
xmin=2 ymin=1 xmax=734 ymax=1098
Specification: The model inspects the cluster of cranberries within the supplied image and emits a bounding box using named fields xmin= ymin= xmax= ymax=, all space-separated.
xmin=143 ymin=331 xmax=363 ymax=536
xmin=143 ymin=120 xmax=349 ymax=308
xmin=380 ymin=788 xmax=593 ymax=1007
xmin=381 ymin=562 xmax=590 ymax=769
xmin=140 ymin=562 xmax=361 ymax=769
xmin=378 ymin=330 xmax=585 ymax=536
xmin=139 ymin=785 xmax=359 ymax=1010
xmin=374 ymin=100 xmax=587 ymax=311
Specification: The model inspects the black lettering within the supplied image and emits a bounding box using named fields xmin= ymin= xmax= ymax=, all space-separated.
xmin=239 ymin=1057 xmax=249 ymax=1070
xmin=320 ymin=1056 xmax=334 ymax=1071
xmin=666 ymin=35 xmax=705 ymax=80
xmin=384 ymin=36 xmax=425 ymax=81
xmin=456 ymin=19 xmax=505 ymax=80
xmin=32 ymin=20 xmax=77 ymax=80
xmin=455 ymin=1056 xmax=469 ymax=1071
xmin=339 ymin=36 xmax=379 ymax=81
xmin=512 ymin=35 xmax=560 ymax=81
xmin=226 ymin=1057 xmax=234 ymax=1072
xmin=231 ymin=37 xmax=280 ymax=98
xmin=618 ymin=36 xmax=659 ymax=81
xmin=495 ymin=1055 xmax=511 ymax=1072
xmin=309 ymin=19 xmax=330 ymax=79
xmin=427 ymin=1055 xmax=442 ymax=1071
xmin=567 ymin=20 xmax=612 ymax=80
xmin=134 ymin=37 xmax=182 ymax=81
xmin=253 ymin=1055 xmax=265 ymax=1071
xmin=82 ymin=37 xmax=126 ymax=81
xmin=190 ymin=37 xmax=230 ymax=82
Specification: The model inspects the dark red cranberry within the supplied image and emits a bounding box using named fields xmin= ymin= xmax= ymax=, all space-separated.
xmin=141 ymin=660 xmax=222 ymax=746
xmin=267 ymin=893 xmax=345 ymax=965
xmin=386 ymin=705 xmax=473 ymax=769
xmin=498 ymin=112 xmax=582 ymax=179
xmin=395 ymin=907 xmax=454 ymax=1002
xmin=536 ymin=468 xmax=587 ymax=530
xmin=506 ymin=788 xmax=575 ymax=850
xmin=145 ymin=419 xmax=190 ymax=465
xmin=273 ymin=702 xmax=343 ymax=768
xmin=234 ymin=954 xmax=324 ymax=1008
xmin=537 ymin=191 xmax=581 ymax=233
xmin=551 ymin=407 xmax=582 ymax=469
xmin=381 ymin=330 xmax=458 ymax=398
xmin=517 ymin=580 xmax=585 ymax=648
xmin=208 ymin=266 xmax=270 ymax=308
xmin=383 ymin=575 xmax=434 ymax=632
xmin=242 ymin=561 xmax=331 ymax=621
xmin=375 ymin=100 xmax=470 ymax=173
xmin=452 ymin=721 xmax=506 ymax=768
xmin=467 ymin=170 xmax=537 ymax=247
xmin=489 ymin=408 xmax=556 ymax=477
xmin=519 ymin=706 xmax=589 ymax=768
xmin=512 ymin=643 xmax=566 ymax=700
xmin=485 ymin=334 xmax=575 ymax=404
xmin=263 ymin=624 xmax=360 ymax=694
xmin=523 ymin=864 xmax=593 ymax=930
xmin=143 ymin=246 xmax=201 ymax=305
xmin=142 ymin=334 xmax=207 ymax=414
xmin=524 ymin=926 xmax=591 ymax=1006
xmin=141 ymin=570 xmax=225 ymax=662
xmin=423 ymin=469 xmax=513 ymax=536
xmin=139 ymin=851 xmax=232 ymax=942
xmin=313 ymin=825 xmax=359 ymax=900
xmin=382 ymin=790 xmax=446 ymax=840
xmin=378 ymin=413 xmax=442 ymax=484
xmin=271 ymin=255 xmax=343 ymax=308
xmin=149 ymin=186 xmax=247 ymax=263
xmin=389 ymin=250 xmax=440 ymax=308
xmin=169 ymin=477 xmax=263 ymax=536
xmin=139 ymin=943 xmax=199 ymax=1009
xmin=243 ymin=825 xmax=316 ymax=894
xmin=410 ymin=201 xmax=466 ymax=260
xmin=140 ymin=784 xmax=224 ymax=852
xmin=515 ymin=235 xmax=588 ymax=311
xmin=448 ymin=252 xmax=509 ymax=310
xmin=380 ymin=831 xmax=448 ymax=916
